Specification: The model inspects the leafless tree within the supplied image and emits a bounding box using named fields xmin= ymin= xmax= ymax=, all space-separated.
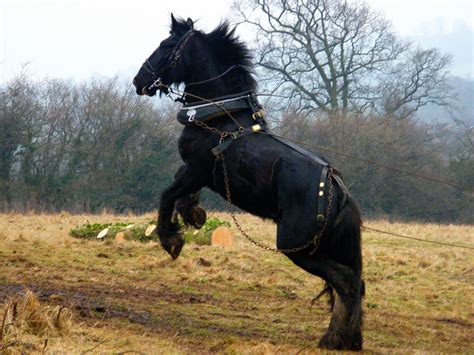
xmin=233 ymin=0 xmax=452 ymax=119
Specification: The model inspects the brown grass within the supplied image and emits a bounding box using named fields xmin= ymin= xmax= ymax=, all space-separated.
xmin=0 ymin=211 xmax=472 ymax=353
xmin=0 ymin=289 xmax=73 ymax=352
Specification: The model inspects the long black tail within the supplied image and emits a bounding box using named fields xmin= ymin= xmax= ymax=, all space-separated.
xmin=330 ymin=197 xmax=363 ymax=275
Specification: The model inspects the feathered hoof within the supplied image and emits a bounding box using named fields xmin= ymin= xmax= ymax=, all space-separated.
xmin=159 ymin=233 xmax=184 ymax=259
xmin=318 ymin=330 xmax=362 ymax=351
xmin=190 ymin=206 xmax=206 ymax=229
xmin=180 ymin=205 xmax=207 ymax=229
xmin=158 ymin=224 xmax=184 ymax=259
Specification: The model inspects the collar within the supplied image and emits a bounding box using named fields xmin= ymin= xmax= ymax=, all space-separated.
xmin=177 ymin=90 xmax=263 ymax=125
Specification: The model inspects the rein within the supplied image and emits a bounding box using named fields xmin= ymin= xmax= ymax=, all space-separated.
xmin=186 ymin=65 xmax=241 ymax=88
xmin=147 ymin=64 xmax=243 ymax=103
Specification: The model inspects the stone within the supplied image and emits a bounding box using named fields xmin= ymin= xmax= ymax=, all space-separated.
xmin=211 ymin=227 xmax=234 ymax=248
xmin=195 ymin=257 xmax=212 ymax=267
xmin=49 ymin=294 xmax=63 ymax=302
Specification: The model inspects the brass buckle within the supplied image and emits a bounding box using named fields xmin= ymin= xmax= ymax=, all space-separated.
xmin=252 ymin=110 xmax=264 ymax=120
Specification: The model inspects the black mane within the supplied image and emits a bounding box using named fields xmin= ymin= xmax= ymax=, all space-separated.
xmin=205 ymin=22 xmax=257 ymax=91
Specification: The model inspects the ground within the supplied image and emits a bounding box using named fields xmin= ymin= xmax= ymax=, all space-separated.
xmin=0 ymin=212 xmax=472 ymax=353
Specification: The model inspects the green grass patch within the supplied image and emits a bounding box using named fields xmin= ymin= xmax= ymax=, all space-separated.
xmin=184 ymin=217 xmax=231 ymax=245
xmin=69 ymin=217 xmax=230 ymax=245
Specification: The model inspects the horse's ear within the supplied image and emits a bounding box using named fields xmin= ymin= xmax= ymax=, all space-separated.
xmin=186 ymin=17 xmax=194 ymax=30
xmin=171 ymin=13 xmax=178 ymax=30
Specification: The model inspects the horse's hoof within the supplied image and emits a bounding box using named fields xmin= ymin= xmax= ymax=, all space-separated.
xmin=160 ymin=233 xmax=185 ymax=260
xmin=191 ymin=206 xmax=207 ymax=229
xmin=318 ymin=331 xmax=362 ymax=351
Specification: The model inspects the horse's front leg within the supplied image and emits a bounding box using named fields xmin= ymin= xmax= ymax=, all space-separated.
xmin=175 ymin=193 xmax=207 ymax=229
xmin=158 ymin=165 xmax=203 ymax=259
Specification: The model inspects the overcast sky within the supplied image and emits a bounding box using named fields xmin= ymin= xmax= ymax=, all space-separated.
xmin=1 ymin=0 xmax=472 ymax=83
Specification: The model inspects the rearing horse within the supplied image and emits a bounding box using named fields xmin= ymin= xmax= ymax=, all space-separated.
xmin=133 ymin=15 xmax=364 ymax=351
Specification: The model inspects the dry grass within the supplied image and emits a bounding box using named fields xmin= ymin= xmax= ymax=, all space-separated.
xmin=0 ymin=211 xmax=472 ymax=353
xmin=0 ymin=289 xmax=73 ymax=352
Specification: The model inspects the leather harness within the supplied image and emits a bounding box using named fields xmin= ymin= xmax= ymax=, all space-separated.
xmin=177 ymin=90 xmax=349 ymax=225
xmin=177 ymin=91 xmax=263 ymax=125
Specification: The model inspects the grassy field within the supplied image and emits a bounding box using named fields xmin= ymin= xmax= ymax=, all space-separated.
xmin=0 ymin=212 xmax=472 ymax=353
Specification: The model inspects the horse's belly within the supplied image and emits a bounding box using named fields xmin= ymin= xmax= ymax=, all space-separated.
xmin=209 ymin=161 xmax=280 ymax=221
xmin=228 ymin=189 xmax=279 ymax=220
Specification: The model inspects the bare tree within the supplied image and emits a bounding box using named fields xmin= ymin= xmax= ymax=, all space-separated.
xmin=379 ymin=48 xmax=452 ymax=118
xmin=233 ymin=0 xmax=452 ymax=119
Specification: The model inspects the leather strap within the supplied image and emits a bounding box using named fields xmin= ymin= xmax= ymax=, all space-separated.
xmin=316 ymin=166 xmax=329 ymax=225
xmin=177 ymin=89 xmax=351 ymax=227
xmin=331 ymin=172 xmax=349 ymax=209
xmin=211 ymin=124 xmax=265 ymax=156
xmin=268 ymin=134 xmax=329 ymax=167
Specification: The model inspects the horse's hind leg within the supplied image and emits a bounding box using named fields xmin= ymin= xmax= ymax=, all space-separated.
xmin=277 ymin=215 xmax=363 ymax=350
xmin=319 ymin=266 xmax=363 ymax=351
xmin=287 ymin=253 xmax=363 ymax=350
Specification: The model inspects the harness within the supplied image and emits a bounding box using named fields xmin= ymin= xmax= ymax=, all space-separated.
xmin=141 ymin=31 xmax=349 ymax=253
xmin=177 ymin=91 xmax=263 ymax=125
xmin=176 ymin=90 xmax=349 ymax=237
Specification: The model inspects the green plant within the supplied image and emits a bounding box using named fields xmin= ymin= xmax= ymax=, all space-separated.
xmin=184 ymin=217 xmax=231 ymax=245
xmin=70 ymin=223 xmax=127 ymax=239
xmin=69 ymin=217 xmax=230 ymax=245
xmin=201 ymin=217 xmax=230 ymax=233
xmin=69 ymin=222 xmax=153 ymax=241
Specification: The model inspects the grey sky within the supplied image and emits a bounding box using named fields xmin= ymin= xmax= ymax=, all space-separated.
xmin=1 ymin=0 xmax=472 ymax=82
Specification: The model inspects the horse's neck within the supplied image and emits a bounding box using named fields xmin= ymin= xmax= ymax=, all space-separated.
xmin=185 ymin=68 xmax=246 ymax=103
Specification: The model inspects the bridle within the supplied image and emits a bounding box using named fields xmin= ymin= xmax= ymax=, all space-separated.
xmin=142 ymin=29 xmax=197 ymax=93
xmin=142 ymin=29 xmax=240 ymax=100
xmin=168 ymin=29 xmax=196 ymax=68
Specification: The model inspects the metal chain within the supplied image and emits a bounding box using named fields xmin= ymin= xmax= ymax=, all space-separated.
xmin=219 ymin=152 xmax=334 ymax=254
xmin=192 ymin=118 xmax=244 ymax=138
xmin=160 ymin=81 xmax=335 ymax=254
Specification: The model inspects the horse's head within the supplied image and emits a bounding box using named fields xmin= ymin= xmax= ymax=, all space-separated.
xmin=133 ymin=15 xmax=256 ymax=100
xmin=133 ymin=14 xmax=195 ymax=96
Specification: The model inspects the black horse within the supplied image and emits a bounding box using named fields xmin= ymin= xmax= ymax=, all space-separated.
xmin=133 ymin=15 xmax=364 ymax=351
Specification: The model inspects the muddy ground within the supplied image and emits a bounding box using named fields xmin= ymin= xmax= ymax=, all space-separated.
xmin=0 ymin=213 xmax=472 ymax=353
